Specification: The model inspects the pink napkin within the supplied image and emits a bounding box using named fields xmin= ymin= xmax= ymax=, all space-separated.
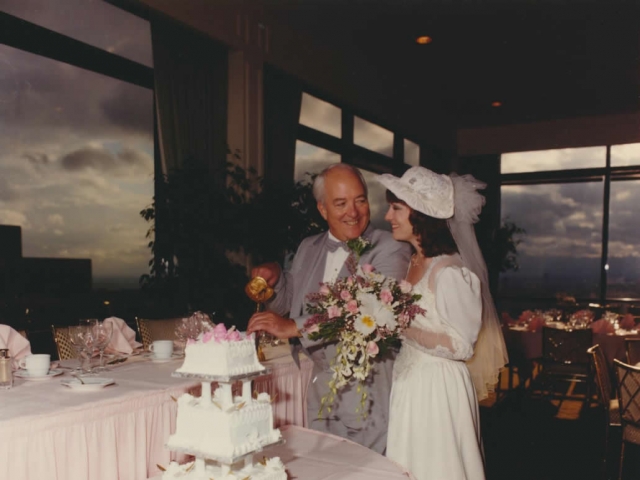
xmin=103 ymin=317 xmax=142 ymax=354
xmin=501 ymin=312 xmax=517 ymax=325
xmin=526 ymin=316 xmax=546 ymax=332
xmin=620 ymin=314 xmax=636 ymax=330
xmin=0 ymin=324 xmax=32 ymax=370
xmin=591 ymin=319 xmax=616 ymax=334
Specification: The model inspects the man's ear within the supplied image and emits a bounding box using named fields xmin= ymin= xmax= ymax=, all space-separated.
xmin=317 ymin=201 xmax=328 ymax=221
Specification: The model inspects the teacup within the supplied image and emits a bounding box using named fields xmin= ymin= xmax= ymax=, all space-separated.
xmin=19 ymin=354 xmax=51 ymax=376
xmin=149 ymin=340 xmax=173 ymax=359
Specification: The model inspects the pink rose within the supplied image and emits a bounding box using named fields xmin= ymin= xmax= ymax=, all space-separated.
xmin=347 ymin=276 xmax=354 ymax=286
xmin=226 ymin=330 xmax=241 ymax=341
xmin=340 ymin=290 xmax=352 ymax=301
xmin=362 ymin=264 xmax=374 ymax=274
xmin=399 ymin=280 xmax=412 ymax=294
xmin=380 ymin=288 xmax=393 ymax=304
xmin=202 ymin=331 xmax=214 ymax=343
xmin=319 ymin=284 xmax=331 ymax=296
xmin=213 ymin=323 xmax=228 ymax=341
xmin=366 ymin=341 xmax=379 ymax=357
xmin=327 ymin=305 xmax=343 ymax=319
xmin=187 ymin=338 xmax=196 ymax=345
xmin=346 ymin=299 xmax=359 ymax=314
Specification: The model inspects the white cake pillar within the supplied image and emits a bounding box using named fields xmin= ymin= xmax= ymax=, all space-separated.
xmin=194 ymin=457 xmax=205 ymax=475
xmin=200 ymin=382 xmax=212 ymax=403
xmin=241 ymin=379 xmax=252 ymax=402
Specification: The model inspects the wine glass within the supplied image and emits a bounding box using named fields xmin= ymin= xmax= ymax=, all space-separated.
xmin=92 ymin=322 xmax=113 ymax=373
xmin=68 ymin=325 xmax=90 ymax=374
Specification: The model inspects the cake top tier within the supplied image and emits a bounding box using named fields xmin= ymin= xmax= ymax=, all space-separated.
xmin=187 ymin=323 xmax=247 ymax=345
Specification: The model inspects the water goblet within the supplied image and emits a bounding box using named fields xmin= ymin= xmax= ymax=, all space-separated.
xmin=92 ymin=322 xmax=113 ymax=372
xmin=68 ymin=325 xmax=89 ymax=374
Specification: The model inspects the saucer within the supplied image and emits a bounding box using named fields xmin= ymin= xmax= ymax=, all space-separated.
xmin=14 ymin=369 xmax=64 ymax=381
xmin=144 ymin=353 xmax=183 ymax=363
xmin=61 ymin=377 xmax=115 ymax=391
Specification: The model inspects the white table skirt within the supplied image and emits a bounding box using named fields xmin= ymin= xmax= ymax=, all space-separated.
xmin=0 ymin=347 xmax=313 ymax=480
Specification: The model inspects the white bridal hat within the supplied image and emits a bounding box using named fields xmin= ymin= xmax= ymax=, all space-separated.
xmin=376 ymin=166 xmax=454 ymax=219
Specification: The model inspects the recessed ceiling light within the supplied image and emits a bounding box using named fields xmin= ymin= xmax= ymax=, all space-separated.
xmin=491 ymin=101 xmax=502 ymax=107
xmin=415 ymin=36 xmax=432 ymax=45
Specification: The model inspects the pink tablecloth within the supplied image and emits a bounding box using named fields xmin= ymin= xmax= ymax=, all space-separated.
xmin=0 ymin=348 xmax=313 ymax=480
xmin=148 ymin=425 xmax=417 ymax=480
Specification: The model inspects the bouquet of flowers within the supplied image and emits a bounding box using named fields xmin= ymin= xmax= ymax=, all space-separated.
xmin=303 ymin=260 xmax=425 ymax=418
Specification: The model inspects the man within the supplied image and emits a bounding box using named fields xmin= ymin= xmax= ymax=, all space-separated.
xmin=247 ymin=163 xmax=410 ymax=453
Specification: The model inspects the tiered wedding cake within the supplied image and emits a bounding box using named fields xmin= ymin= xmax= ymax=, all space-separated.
xmin=162 ymin=324 xmax=286 ymax=480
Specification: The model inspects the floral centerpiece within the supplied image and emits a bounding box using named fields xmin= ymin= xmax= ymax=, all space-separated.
xmin=303 ymin=244 xmax=425 ymax=418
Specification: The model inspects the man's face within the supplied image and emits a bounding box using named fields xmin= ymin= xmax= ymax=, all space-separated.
xmin=317 ymin=169 xmax=370 ymax=241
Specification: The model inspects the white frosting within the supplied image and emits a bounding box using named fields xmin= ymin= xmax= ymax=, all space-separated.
xmin=162 ymin=458 xmax=286 ymax=480
xmin=176 ymin=335 xmax=265 ymax=377
xmin=166 ymin=388 xmax=282 ymax=459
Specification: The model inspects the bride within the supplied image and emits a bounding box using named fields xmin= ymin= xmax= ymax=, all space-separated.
xmin=376 ymin=167 xmax=507 ymax=480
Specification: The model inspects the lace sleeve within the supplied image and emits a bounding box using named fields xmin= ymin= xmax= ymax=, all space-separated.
xmin=403 ymin=259 xmax=482 ymax=361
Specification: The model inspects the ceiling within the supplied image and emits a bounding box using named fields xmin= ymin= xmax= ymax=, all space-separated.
xmin=265 ymin=0 xmax=640 ymax=129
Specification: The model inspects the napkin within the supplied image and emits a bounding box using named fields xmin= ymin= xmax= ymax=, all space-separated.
xmin=501 ymin=312 xmax=517 ymax=325
xmin=0 ymin=324 xmax=32 ymax=370
xmin=103 ymin=317 xmax=142 ymax=354
xmin=591 ymin=319 xmax=616 ymax=334
xmin=620 ymin=314 xmax=636 ymax=331
xmin=526 ymin=316 xmax=546 ymax=332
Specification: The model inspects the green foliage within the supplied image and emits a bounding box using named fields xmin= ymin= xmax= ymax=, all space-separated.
xmin=139 ymin=159 xmax=327 ymax=323
xmin=495 ymin=218 xmax=526 ymax=273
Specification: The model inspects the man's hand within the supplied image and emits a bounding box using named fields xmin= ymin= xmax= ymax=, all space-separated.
xmin=247 ymin=311 xmax=299 ymax=339
xmin=251 ymin=262 xmax=282 ymax=287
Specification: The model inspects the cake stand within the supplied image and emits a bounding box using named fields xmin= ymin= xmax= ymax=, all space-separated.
xmin=165 ymin=369 xmax=286 ymax=479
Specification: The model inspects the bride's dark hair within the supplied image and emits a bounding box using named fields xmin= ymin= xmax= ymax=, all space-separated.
xmin=385 ymin=190 xmax=458 ymax=258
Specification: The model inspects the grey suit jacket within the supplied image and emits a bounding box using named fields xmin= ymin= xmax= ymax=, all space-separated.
xmin=266 ymin=224 xmax=411 ymax=453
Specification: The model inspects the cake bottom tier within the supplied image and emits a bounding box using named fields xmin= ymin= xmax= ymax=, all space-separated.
xmin=162 ymin=458 xmax=287 ymax=480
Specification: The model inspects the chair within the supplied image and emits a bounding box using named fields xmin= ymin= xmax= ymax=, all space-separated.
xmin=588 ymin=345 xmax=621 ymax=477
xmin=625 ymin=338 xmax=640 ymax=365
xmin=51 ymin=325 xmax=77 ymax=360
xmin=135 ymin=317 xmax=181 ymax=350
xmin=535 ymin=327 xmax=594 ymax=412
xmin=613 ymin=359 xmax=640 ymax=480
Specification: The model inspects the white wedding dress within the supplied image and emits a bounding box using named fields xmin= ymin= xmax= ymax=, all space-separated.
xmin=386 ymin=254 xmax=486 ymax=480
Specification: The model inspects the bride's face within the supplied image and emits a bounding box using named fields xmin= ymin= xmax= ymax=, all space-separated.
xmin=384 ymin=201 xmax=415 ymax=243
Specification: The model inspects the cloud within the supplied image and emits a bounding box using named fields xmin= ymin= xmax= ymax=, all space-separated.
xmin=59 ymin=145 xmax=153 ymax=177
xmin=47 ymin=214 xmax=64 ymax=226
xmin=101 ymin=83 xmax=153 ymax=134
xmin=0 ymin=209 xmax=29 ymax=228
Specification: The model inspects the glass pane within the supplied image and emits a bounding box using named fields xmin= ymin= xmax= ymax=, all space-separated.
xmin=611 ymin=143 xmax=640 ymax=167
xmin=1 ymin=0 xmax=153 ymax=67
xmin=499 ymin=182 xmax=603 ymax=301
xmin=358 ymin=168 xmax=388 ymax=232
xmin=0 ymin=45 xmax=154 ymax=289
xmin=404 ymin=139 xmax=420 ymax=166
xmin=501 ymin=146 xmax=606 ymax=174
xmin=294 ymin=141 xmax=340 ymax=183
xmin=354 ymin=117 xmax=393 ymax=157
xmin=607 ymin=180 xmax=640 ymax=299
xmin=299 ymin=93 xmax=341 ymax=138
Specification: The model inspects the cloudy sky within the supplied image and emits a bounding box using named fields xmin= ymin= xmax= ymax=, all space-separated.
xmin=501 ymin=145 xmax=640 ymax=298
xmin=1 ymin=1 xmax=154 ymax=288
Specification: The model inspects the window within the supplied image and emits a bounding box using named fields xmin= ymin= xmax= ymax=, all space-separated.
xmin=294 ymin=89 xmax=422 ymax=238
xmin=404 ymin=139 xmax=420 ymax=166
xmin=294 ymin=141 xmax=340 ymax=183
xmin=1 ymin=6 xmax=153 ymax=291
xmin=1 ymin=0 xmax=153 ymax=67
xmin=500 ymin=143 xmax=640 ymax=305
xmin=299 ymin=93 xmax=341 ymax=138
xmin=354 ymin=116 xmax=394 ymax=157
xmin=501 ymin=146 xmax=605 ymax=174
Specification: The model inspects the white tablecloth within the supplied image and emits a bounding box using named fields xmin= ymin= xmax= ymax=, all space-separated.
xmin=148 ymin=425 xmax=417 ymax=480
xmin=0 ymin=348 xmax=313 ymax=480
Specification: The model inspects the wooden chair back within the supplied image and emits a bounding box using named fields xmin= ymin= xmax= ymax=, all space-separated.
xmin=135 ymin=317 xmax=181 ymax=350
xmin=625 ymin=338 xmax=640 ymax=365
xmin=51 ymin=325 xmax=77 ymax=360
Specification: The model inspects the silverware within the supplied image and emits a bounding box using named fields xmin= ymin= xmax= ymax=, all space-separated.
xmin=71 ymin=374 xmax=85 ymax=384
xmin=107 ymin=356 xmax=128 ymax=366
